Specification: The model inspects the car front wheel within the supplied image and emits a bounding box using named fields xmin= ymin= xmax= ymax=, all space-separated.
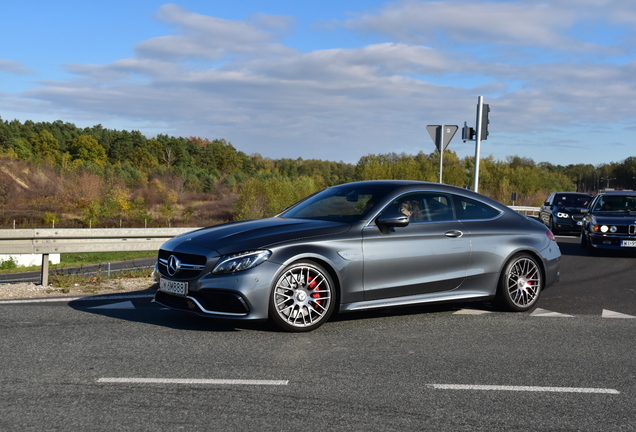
xmin=269 ymin=261 xmax=336 ymax=332
xmin=496 ymin=254 xmax=542 ymax=312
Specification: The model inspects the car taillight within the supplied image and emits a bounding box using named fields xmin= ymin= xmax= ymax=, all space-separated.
xmin=546 ymin=230 xmax=556 ymax=241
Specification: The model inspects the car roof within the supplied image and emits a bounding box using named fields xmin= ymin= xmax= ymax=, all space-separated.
xmin=596 ymin=190 xmax=636 ymax=196
xmin=553 ymin=191 xmax=593 ymax=195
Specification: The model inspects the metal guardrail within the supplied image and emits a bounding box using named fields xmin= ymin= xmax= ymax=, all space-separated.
xmin=510 ymin=206 xmax=540 ymax=216
xmin=0 ymin=227 xmax=199 ymax=286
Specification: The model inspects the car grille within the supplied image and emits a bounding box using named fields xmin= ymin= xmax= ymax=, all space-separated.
xmin=631 ymin=225 xmax=636 ymax=235
xmin=572 ymin=214 xmax=584 ymax=222
xmin=155 ymin=290 xmax=249 ymax=315
xmin=157 ymin=250 xmax=207 ymax=279
xmin=193 ymin=290 xmax=249 ymax=315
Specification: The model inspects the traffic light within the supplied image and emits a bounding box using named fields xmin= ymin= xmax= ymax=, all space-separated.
xmin=462 ymin=125 xmax=475 ymax=142
xmin=480 ymin=104 xmax=490 ymax=140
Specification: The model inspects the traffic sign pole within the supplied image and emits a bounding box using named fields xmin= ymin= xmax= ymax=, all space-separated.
xmin=427 ymin=125 xmax=458 ymax=184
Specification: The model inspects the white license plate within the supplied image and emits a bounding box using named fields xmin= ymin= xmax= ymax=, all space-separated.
xmin=620 ymin=240 xmax=636 ymax=247
xmin=159 ymin=278 xmax=188 ymax=296
xmin=576 ymin=221 xmax=582 ymax=226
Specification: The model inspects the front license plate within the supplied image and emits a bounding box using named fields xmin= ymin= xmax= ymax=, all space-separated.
xmin=620 ymin=240 xmax=636 ymax=247
xmin=576 ymin=221 xmax=582 ymax=226
xmin=159 ymin=278 xmax=188 ymax=296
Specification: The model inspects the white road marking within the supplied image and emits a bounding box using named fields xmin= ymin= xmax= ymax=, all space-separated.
xmin=428 ymin=384 xmax=619 ymax=394
xmin=97 ymin=378 xmax=289 ymax=385
xmin=602 ymin=309 xmax=636 ymax=319
xmin=453 ymin=308 xmax=493 ymax=315
xmin=530 ymin=308 xmax=574 ymax=317
xmin=88 ymin=301 xmax=136 ymax=310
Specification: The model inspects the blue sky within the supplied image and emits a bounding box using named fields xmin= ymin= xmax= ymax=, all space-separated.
xmin=2 ymin=0 xmax=636 ymax=166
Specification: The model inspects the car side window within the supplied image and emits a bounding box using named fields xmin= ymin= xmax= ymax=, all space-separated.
xmin=381 ymin=192 xmax=456 ymax=223
xmin=453 ymin=195 xmax=501 ymax=220
xmin=546 ymin=193 xmax=554 ymax=206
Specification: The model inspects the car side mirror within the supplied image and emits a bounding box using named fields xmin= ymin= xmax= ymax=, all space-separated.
xmin=376 ymin=211 xmax=410 ymax=228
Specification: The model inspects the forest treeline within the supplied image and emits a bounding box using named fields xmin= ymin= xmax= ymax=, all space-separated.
xmin=1 ymin=117 xmax=635 ymax=228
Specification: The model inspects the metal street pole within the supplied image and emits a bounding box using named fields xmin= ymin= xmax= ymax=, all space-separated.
xmin=473 ymin=96 xmax=484 ymax=192
xmin=439 ymin=125 xmax=444 ymax=183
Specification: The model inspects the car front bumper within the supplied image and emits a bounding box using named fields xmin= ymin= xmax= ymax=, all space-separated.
xmin=153 ymin=261 xmax=283 ymax=321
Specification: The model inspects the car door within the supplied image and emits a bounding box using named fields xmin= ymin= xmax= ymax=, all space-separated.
xmin=361 ymin=192 xmax=471 ymax=301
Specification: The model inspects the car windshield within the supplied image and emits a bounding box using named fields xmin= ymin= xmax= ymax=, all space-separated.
xmin=279 ymin=184 xmax=394 ymax=223
xmin=593 ymin=195 xmax=636 ymax=212
xmin=556 ymin=194 xmax=591 ymax=207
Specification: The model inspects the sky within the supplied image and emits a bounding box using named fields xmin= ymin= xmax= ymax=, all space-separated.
xmin=2 ymin=0 xmax=636 ymax=166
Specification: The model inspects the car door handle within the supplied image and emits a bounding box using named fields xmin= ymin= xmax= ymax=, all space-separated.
xmin=445 ymin=230 xmax=464 ymax=238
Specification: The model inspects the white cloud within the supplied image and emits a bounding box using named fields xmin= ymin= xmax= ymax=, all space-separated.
xmin=0 ymin=60 xmax=35 ymax=75
xmin=136 ymin=4 xmax=295 ymax=61
xmin=5 ymin=1 xmax=636 ymax=164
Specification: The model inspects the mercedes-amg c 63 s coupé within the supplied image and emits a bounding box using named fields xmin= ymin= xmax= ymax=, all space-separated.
xmin=154 ymin=180 xmax=561 ymax=332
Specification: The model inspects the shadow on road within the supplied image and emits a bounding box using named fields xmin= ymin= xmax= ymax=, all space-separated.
xmin=68 ymin=287 xmax=501 ymax=333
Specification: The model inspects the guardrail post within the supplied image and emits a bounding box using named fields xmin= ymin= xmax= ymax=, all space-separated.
xmin=41 ymin=253 xmax=49 ymax=286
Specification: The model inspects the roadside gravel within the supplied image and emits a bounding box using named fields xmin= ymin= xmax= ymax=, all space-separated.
xmin=0 ymin=277 xmax=158 ymax=300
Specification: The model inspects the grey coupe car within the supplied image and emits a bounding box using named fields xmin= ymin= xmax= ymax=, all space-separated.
xmin=154 ymin=180 xmax=561 ymax=332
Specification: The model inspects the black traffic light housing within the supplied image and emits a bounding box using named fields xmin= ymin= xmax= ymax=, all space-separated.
xmin=480 ymin=104 xmax=490 ymax=140
xmin=462 ymin=125 xmax=475 ymax=142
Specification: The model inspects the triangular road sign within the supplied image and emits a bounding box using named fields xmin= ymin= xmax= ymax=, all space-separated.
xmin=427 ymin=125 xmax=458 ymax=151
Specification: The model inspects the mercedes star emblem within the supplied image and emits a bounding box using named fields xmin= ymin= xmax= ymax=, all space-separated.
xmin=167 ymin=255 xmax=181 ymax=276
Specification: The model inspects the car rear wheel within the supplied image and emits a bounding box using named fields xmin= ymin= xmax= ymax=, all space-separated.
xmin=496 ymin=254 xmax=542 ymax=312
xmin=269 ymin=261 xmax=335 ymax=332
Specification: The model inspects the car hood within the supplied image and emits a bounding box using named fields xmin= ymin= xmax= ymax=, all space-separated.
xmin=559 ymin=206 xmax=587 ymax=213
xmin=163 ymin=218 xmax=352 ymax=255
xmin=591 ymin=212 xmax=636 ymax=224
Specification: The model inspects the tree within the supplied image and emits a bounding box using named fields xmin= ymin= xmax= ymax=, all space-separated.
xmin=31 ymin=130 xmax=59 ymax=160
xmin=70 ymin=135 xmax=107 ymax=166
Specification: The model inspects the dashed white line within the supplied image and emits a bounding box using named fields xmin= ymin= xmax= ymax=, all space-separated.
xmin=97 ymin=378 xmax=289 ymax=386
xmin=602 ymin=309 xmax=636 ymax=319
xmin=88 ymin=301 xmax=136 ymax=310
xmin=530 ymin=308 xmax=574 ymax=317
xmin=428 ymin=384 xmax=619 ymax=394
xmin=453 ymin=309 xmax=493 ymax=315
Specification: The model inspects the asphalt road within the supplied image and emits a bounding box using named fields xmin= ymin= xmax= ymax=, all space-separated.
xmin=0 ymin=236 xmax=634 ymax=431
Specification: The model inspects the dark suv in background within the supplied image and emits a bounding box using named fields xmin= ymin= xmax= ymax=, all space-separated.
xmin=540 ymin=192 xmax=593 ymax=235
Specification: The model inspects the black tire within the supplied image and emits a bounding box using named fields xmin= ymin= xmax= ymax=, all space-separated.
xmin=269 ymin=261 xmax=336 ymax=332
xmin=496 ymin=253 xmax=543 ymax=312
xmin=581 ymin=232 xmax=599 ymax=255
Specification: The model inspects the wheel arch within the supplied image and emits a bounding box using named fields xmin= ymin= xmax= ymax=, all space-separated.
xmin=499 ymin=249 xmax=547 ymax=289
xmin=270 ymin=254 xmax=343 ymax=313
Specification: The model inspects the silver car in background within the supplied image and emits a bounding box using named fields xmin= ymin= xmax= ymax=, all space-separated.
xmin=154 ymin=180 xmax=561 ymax=332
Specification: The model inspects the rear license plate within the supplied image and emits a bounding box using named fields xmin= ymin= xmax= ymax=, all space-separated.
xmin=159 ymin=278 xmax=188 ymax=296
xmin=620 ymin=240 xmax=636 ymax=247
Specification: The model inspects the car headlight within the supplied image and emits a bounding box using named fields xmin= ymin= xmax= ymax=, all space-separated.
xmin=557 ymin=212 xmax=569 ymax=219
xmin=594 ymin=225 xmax=609 ymax=233
xmin=212 ymin=250 xmax=272 ymax=274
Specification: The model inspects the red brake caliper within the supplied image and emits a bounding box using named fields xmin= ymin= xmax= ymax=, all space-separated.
xmin=308 ymin=277 xmax=321 ymax=308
